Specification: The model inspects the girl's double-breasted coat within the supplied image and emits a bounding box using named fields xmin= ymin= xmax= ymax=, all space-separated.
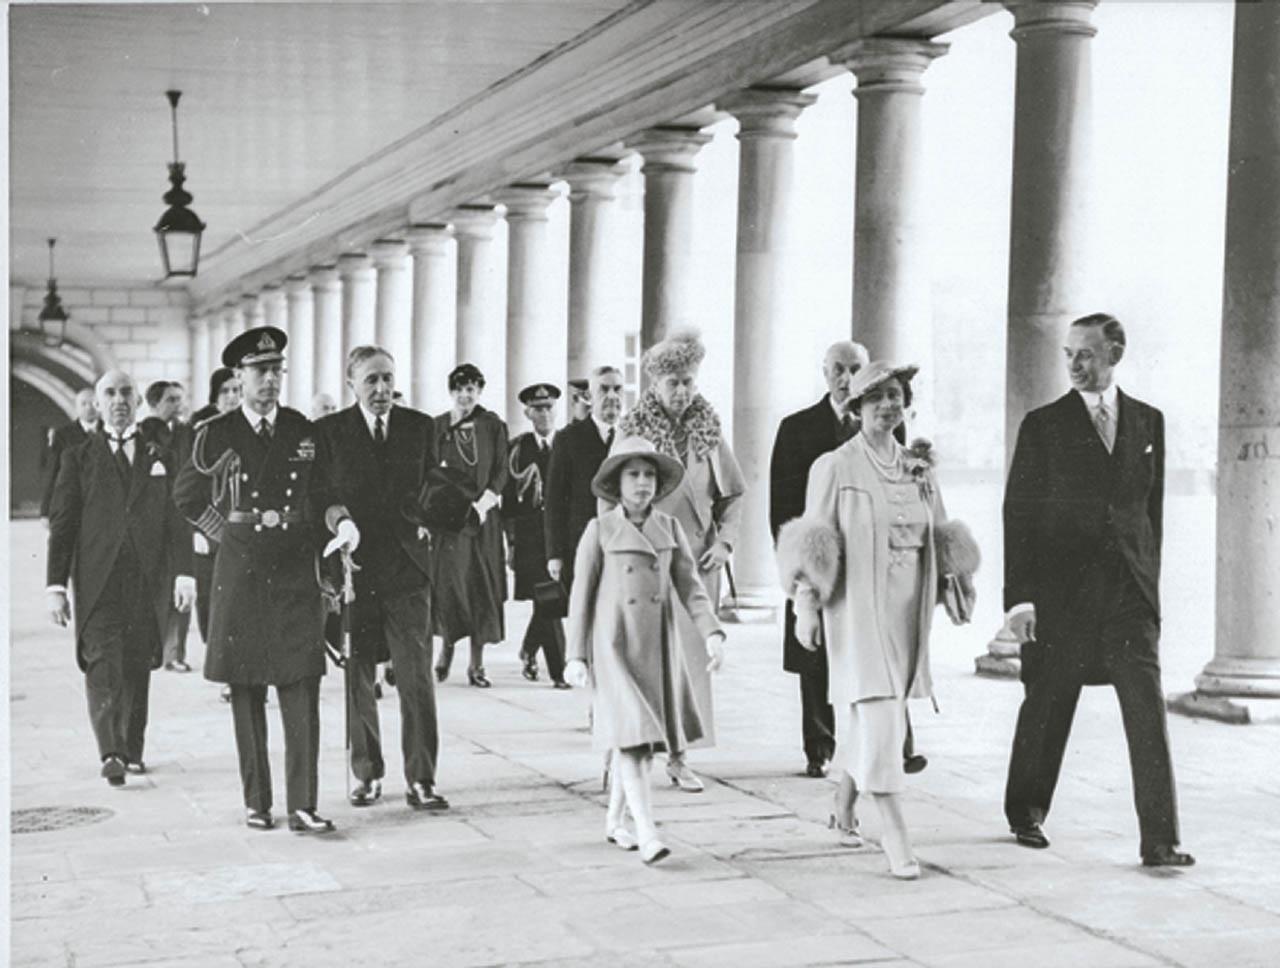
xmin=567 ymin=506 xmax=723 ymax=752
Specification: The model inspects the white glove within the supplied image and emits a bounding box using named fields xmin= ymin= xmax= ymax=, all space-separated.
xmin=794 ymin=601 xmax=822 ymax=651
xmin=547 ymin=558 xmax=563 ymax=581
xmin=193 ymin=532 xmax=210 ymax=555
xmin=705 ymin=633 xmax=726 ymax=672
xmin=565 ymin=659 xmax=589 ymax=688
xmin=174 ymin=576 xmax=196 ymax=612
xmin=324 ymin=518 xmax=361 ymax=558
xmin=47 ymin=589 xmax=71 ymax=627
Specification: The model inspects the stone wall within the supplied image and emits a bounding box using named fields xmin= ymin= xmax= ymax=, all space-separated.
xmin=11 ymin=283 xmax=193 ymax=394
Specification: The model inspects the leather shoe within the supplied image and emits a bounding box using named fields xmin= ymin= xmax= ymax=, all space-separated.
xmin=521 ymin=655 xmax=539 ymax=681
xmin=552 ymin=679 xmax=572 ymax=690
xmin=406 ymin=781 xmax=449 ymax=811
xmin=125 ymin=760 xmax=147 ymax=775
xmin=349 ymin=778 xmax=382 ymax=807
xmin=1011 ymin=822 xmax=1050 ymax=849
xmin=466 ymin=667 xmax=491 ymax=688
xmin=805 ymin=760 xmax=827 ymax=778
xmin=904 ymin=754 xmax=928 ymax=774
xmin=245 ymin=809 xmax=274 ymax=830
xmin=288 ymin=809 xmax=336 ymax=834
xmin=100 ymin=755 xmax=126 ymax=787
xmin=1142 ymin=844 xmax=1195 ymax=868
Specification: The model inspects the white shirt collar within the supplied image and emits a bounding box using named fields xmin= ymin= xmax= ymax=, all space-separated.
xmin=242 ymin=403 xmax=279 ymax=428
xmin=80 ymin=418 xmax=100 ymax=434
xmin=590 ymin=414 xmax=617 ymax=444
xmin=357 ymin=403 xmax=390 ymax=437
xmin=534 ymin=428 xmax=555 ymax=449
xmin=106 ymin=422 xmax=139 ymax=444
xmin=1077 ymin=384 xmax=1118 ymax=413
xmin=829 ymin=394 xmax=850 ymax=422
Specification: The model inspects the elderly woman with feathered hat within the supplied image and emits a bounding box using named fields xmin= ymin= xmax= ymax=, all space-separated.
xmin=776 ymin=361 xmax=980 ymax=880
xmin=615 ymin=327 xmax=745 ymax=793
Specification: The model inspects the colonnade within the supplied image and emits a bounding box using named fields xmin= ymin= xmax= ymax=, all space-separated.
xmin=185 ymin=0 xmax=1280 ymax=714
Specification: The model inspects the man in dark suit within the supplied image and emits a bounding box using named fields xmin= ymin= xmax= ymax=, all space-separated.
xmin=504 ymin=383 xmax=569 ymax=688
xmin=41 ymin=387 xmax=100 ymax=520
xmin=143 ymin=380 xmax=197 ymax=673
xmin=175 ymin=326 xmax=359 ymax=834
xmin=545 ymin=365 xmax=625 ymax=591
xmin=46 ymin=369 xmax=194 ymax=785
xmin=1003 ymin=312 xmax=1192 ymax=867
xmin=769 ymin=341 xmax=868 ymax=777
xmin=315 ymin=345 xmax=447 ymax=812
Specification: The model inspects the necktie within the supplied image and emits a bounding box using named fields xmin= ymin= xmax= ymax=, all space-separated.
xmin=257 ymin=418 xmax=272 ymax=443
xmin=1093 ymin=403 xmax=1115 ymax=453
xmin=604 ymin=426 xmax=615 ymax=451
xmin=111 ymin=434 xmax=132 ymax=483
xmin=837 ymin=414 xmax=855 ymax=443
xmin=374 ymin=415 xmax=386 ymax=446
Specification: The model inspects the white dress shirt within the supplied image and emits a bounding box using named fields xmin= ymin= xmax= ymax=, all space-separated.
xmin=242 ymin=403 xmax=279 ymax=433
xmin=357 ymin=403 xmax=390 ymax=439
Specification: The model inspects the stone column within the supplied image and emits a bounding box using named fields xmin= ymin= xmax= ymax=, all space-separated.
xmin=452 ymin=204 xmax=503 ymax=406
xmin=190 ymin=313 xmax=211 ymax=397
xmin=561 ymin=158 xmax=627 ymax=378
xmin=626 ymin=124 xmax=713 ymax=354
xmin=720 ymin=87 xmax=816 ymax=613
xmin=976 ymin=1 xmax=1097 ymax=678
xmin=836 ymin=37 xmax=947 ymax=386
xmin=407 ymin=223 xmax=455 ymax=413
xmin=240 ymin=292 xmax=265 ymax=330
xmin=1170 ymin=1 xmax=1280 ymax=724
xmin=310 ymin=265 xmax=343 ymax=402
xmin=285 ymin=275 xmax=315 ymax=412
xmin=261 ymin=283 xmax=287 ymax=330
xmin=216 ymin=302 xmax=239 ymax=359
xmin=371 ymin=238 xmax=412 ymax=376
xmin=338 ymin=252 xmax=375 ymax=402
xmin=495 ymin=183 xmax=562 ymax=426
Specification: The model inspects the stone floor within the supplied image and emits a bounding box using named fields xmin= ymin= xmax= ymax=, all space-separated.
xmin=8 ymin=508 xmax=1280 ymax=968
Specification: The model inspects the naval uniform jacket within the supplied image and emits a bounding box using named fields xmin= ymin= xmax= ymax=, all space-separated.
xmin=314 ymin=404 xmax=436 ymax=661
xmin=174 ymin=407 xmax=336 ymax=686
xmin=46 ymin=426 xmax=192 ymax=671
xmin=1004 ymin=389 xmax=1165 ymax=674
xmin=503 ymin=430 xmax=554 ymax=600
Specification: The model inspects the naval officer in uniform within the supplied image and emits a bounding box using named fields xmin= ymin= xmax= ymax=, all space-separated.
xmin=175 ymin=326 xmax=359 ymax=833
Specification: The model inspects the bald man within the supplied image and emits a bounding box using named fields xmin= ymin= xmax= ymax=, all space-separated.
xmin=41 ymin=388 xmax=100 ymax=520
xmin=769 ymin=342 xmax=870 ymax=777
xmin=47 ymin=370 xmax=194 ymax=785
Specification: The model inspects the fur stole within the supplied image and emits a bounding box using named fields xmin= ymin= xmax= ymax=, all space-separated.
xmin=935 ymin=519 xmax=981 ymax=577
xmin=619 ymin=388 xmax=722 ymax=461
xmin=776 ymin=517 xmax=842 ymax=605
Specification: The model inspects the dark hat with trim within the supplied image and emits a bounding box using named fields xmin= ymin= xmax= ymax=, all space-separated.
xmin=567 ymin=378 xmax=589 ymax=393
xmin=518 ymin=383 xmax=561 ymax=406
xmin=223 ymin=326 xmax=287 ymax=368
xmin=410 ymin=464 xmax=481 ymax=536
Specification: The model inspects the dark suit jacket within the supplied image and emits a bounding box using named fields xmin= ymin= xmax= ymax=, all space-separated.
xmin=315 ymin=405 xmax=436 ymax=658
xmin=543 ymin=418 xmax=611 ymax=571
xmin=46 ymin=427 xmax=192 ymax=670
xmin=770 ymin=395 xmax=849 ymax=673
xmin=503 ymin=430 xmax=554 ymax=600
xmin=141 ymin=416 xmax=194 ymax=466
xmin=41 ymin=419 xmax=97 ymax=517
xmin=1004 ymin=389 xmax=1165 ymax=653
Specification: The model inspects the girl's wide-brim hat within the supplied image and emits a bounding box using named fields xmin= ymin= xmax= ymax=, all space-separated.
xmin=845 ymin=360 xmax=920 ymax=405
xmin=591 ymin=436 xmax=685 ymax=503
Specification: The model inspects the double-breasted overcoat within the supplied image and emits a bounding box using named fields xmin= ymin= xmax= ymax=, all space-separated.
xmin=567 ymin=506 xmax=723 ymax=752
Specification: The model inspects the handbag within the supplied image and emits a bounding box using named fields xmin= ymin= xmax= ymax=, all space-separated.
xmin=532 ymin=578 xmax=569 ymax=619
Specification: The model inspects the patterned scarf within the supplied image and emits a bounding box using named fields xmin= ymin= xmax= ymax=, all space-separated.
xmin=619 ymin=387 xmax=722 ymax=461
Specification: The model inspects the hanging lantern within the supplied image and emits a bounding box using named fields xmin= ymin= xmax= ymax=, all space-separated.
xmin=37 ymin=238 xmax=69 ymax=347
xmin=154 ymin=90 xmax=206 ymax=278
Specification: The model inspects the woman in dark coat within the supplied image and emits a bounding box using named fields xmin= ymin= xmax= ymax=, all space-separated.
xmin=432 ymin=364 xmax=509 ymax=687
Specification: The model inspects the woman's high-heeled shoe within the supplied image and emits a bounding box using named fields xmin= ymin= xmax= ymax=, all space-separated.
xmin=606 ymin=826 xmax=638 ymax=851
xmin=466 ymin=666 xmax=491 ymax=688
xmin=666 ymin=759 xmax=704 ymax=793
xmin=888 ymin=857 xmax=921 ymax=880
xmin=828 ymin=813 xmax=864 ymax=848
xmin=640 ymin=839 xmax=671 ymax=865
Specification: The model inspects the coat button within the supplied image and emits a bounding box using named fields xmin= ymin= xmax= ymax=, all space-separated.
xmin=651 ymin=563 xmax=660 ymax=571
xmin=254 ymin=524 xmax=263 ymax=533
xmin=285 ymin=488 xmax=293 ymax=497
xmin=626 ymin=597 xmax=636 ymax=605
xmin=625 ymin=565 xmax=634 ymax=573
xmin=290 ymin=471 xmax=298 ymax=480
xmin=650 ymin=594 xmax=661 ymax=603
xmin=695 ymin=529 xmax=704 ymax=538
xmin=241 ymin=473 xmax=249 ymax=482
xmin=251 ymin=491 xmax=260 ymax=499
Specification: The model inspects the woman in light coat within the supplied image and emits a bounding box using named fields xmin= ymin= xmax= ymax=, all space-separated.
xmin=616 ymin=328 xmax=745 ymax=792
xmin=565 ymin=436 xmax=726 ymax=864
xmin=778 ymin=362 xmax=978 ymax=879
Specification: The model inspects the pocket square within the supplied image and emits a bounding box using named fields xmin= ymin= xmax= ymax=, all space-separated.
xmin=149 ymin=462 xmax=167 ymax=476
xmin=1144 ymin=443 xmax=1153 ymax=454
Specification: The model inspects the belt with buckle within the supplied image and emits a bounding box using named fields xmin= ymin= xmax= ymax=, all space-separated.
xmin=227 ymin=509 xmax=303 ymax=530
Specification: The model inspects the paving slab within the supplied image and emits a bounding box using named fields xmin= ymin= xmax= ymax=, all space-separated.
xmin=9 ymin=508 xmax=1280 ymax=968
